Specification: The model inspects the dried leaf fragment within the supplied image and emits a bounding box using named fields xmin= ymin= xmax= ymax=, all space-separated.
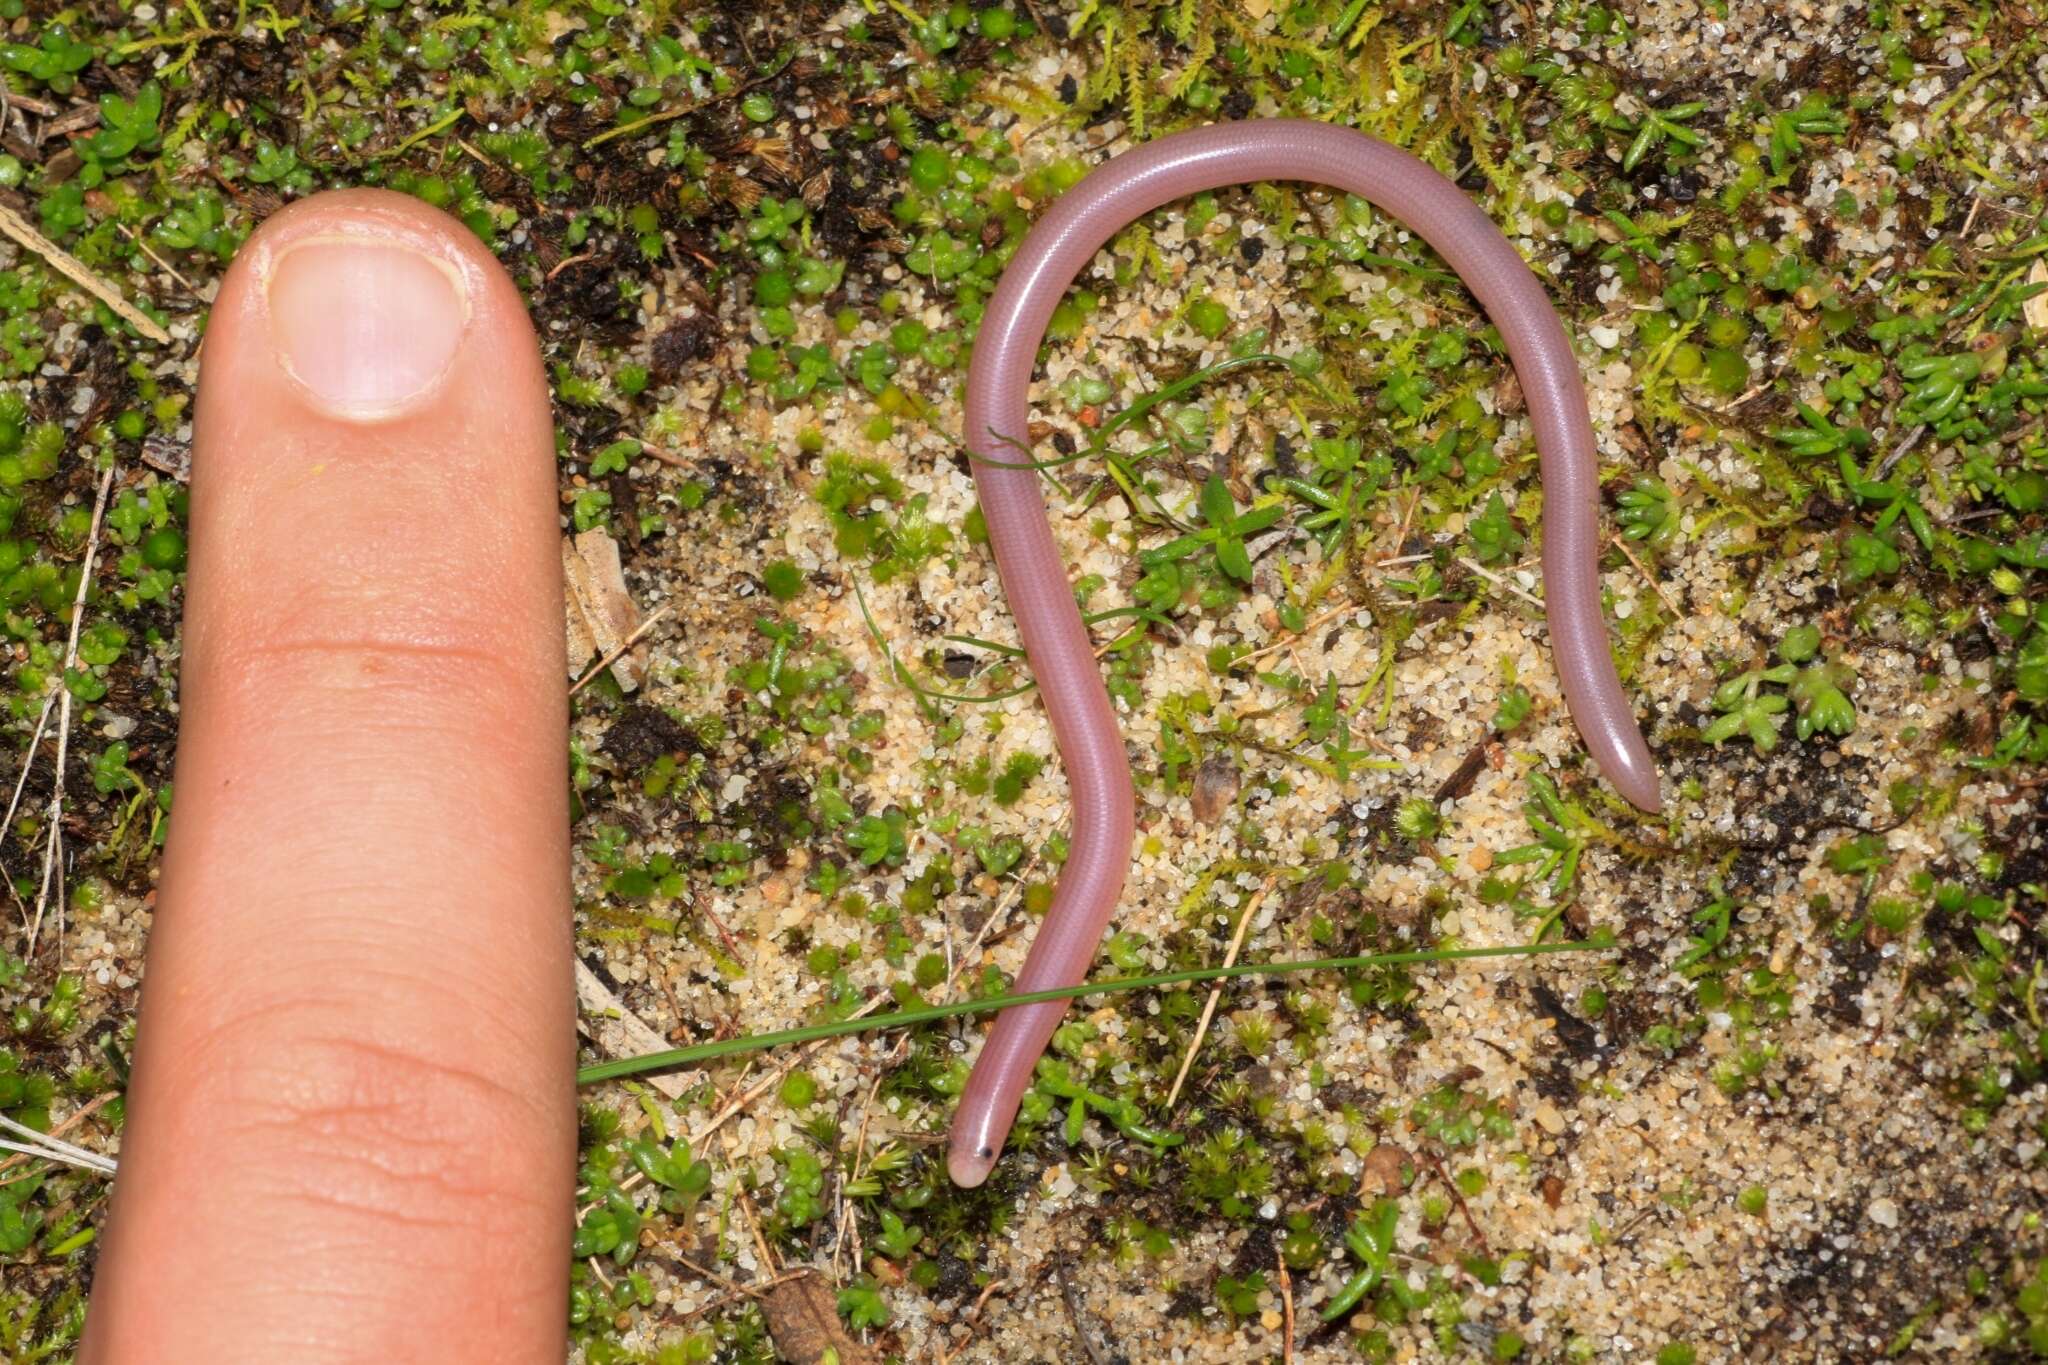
xmin=1190 ymin=756 xmax=1240 ymax=824
xmin=572 ymin=959 xmax=686 ymax=1101
xmin=761 ymin=1271 xmax=881 ymax=1365
xmin=563 ymin=529 xmax=647 ymax=691
xmin=2026 ymin=259 xmax=2048 ymax=333
xmin=140 ymin=434 xmax=192 ymax=483
xmin=1359 ymin=1141 xmax=1409 ymax=1197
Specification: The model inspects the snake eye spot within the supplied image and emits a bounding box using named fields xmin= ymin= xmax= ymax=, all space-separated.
xmin=980 ymin=1146 xmax=993 ymax=1158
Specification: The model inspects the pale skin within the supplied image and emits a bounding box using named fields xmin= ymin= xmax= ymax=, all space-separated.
xmin=81 ymin=190 xmax=575 ymax=1362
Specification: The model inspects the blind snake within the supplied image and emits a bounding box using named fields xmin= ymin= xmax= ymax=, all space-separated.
xmin=948 ymin=119 xmax=1661 ymax=1188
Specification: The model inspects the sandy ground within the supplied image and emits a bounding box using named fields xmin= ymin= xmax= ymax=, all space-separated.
xmin=3 ymin=1 xmax=2045 ymax=1361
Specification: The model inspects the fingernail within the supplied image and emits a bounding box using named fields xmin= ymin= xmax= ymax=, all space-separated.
xmin=267 ymin=236 xmax=468 ymax=417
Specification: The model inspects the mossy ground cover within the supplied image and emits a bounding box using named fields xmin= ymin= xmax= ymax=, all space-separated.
xmin=0 ymin=1 xmax=2045 ymax=1360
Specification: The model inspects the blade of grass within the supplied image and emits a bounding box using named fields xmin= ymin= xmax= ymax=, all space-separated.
xmin=967 ymin=354 xmax=1292 ymax=473
xmin=852 ymin=578 xmax=1036 ymax=712
xmin=1284 ymin=237 xmax=1461 ymax=287
xmin=940 ymin=632 xmax=1027 ymax=658
xmin=577 ymin=939 xmax=1598 ymax=1084
xmin=944 ymin=607 xmax=1168 ymax=661
xmin=0 ymin=203 xmax=170 ymax=344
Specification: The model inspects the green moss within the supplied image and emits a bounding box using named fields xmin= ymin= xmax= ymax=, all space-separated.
xmin=0 ymin=1 xmax=2042 ymax=1356
xmin=760 ymin=559 xmax=804 ymax=601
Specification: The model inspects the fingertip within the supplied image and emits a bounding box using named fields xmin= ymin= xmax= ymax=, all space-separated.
xmin=207 ymin=188 xmax=536 ymax=426
xmin=232 ymin=188 xmax=508 ymax=302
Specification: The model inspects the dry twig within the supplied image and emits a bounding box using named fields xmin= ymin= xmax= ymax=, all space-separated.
xmin=1608 ymin=532 xmax=1677 ymax=615
xmin=1 ymin=692 xmax=55 ymax=910
xmin=1277 ymin=1239 xmax=1296 ymax=1363
xmin=569 ymin=602 xmax=671 ymax=697
xmin=118 ymin=223 xmax=197 ymax=294
xmin=1456 ymin=555 xmax=1545 ymax=609
xmin=0 ymin=1110 xmax=116 ymax=1176
xmin=29 ymin=465 xmax=116 ymax=954
xmin=0 ymin=203 xmax=169 ymax=343
xmin=1164 ymin=876 xmax=1277 ymax=1108
xmin=0 ymin=1091 xmax=114 ymax=1182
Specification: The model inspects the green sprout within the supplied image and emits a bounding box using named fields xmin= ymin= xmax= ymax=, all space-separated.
xmin=1703 ymin=628 xmax=1857 ymax=749
xmin=1269 ymin=470 xmax=1366 ymax=555
xmin=571 ymin=1190 xmax=642 ymax=1266
xmin=1767 ymin=94 xmax=1846 ymax=176
xmin=1621 ymin=98 xmax=1707 ymax=172
xmin=1493 ymin=684 xmax=1534 ymax=733
xmin=1037 ymin=1058 xmax=1183 ymax=1152
xmin=1214 ymin=1271 xmax=1266 ymax=1326
xmin=1897 ymin=346 xmax=1984 ymax=427
xmin=1320 ymin=1198 xmax=1401 ymax=1321
xmin=847 ymin=808 xmax=909 ymax=866
xmin=1702 ymin=667 xmax=1789 ymax=749
xmin=0 ymin=25 xmax=93 ymax=93
xmin=1772 ymin=403 xmax=1870 ymax=460
xmin=625 ymin=1134 xmax=711 ymax=1214
xmin=84 ymin=82 xmax=163 ymax=168
xmin=837 ymin=1275 xmax=891 ymax=1330
xmin=1466 ymin=491 xmax=1525 ymax=565
xmin=1616 ymin=477 xmax=1681 ymax=547
xmin=1138 ymin=475 xmax=1284 ymax=589
xmin=1841 ymin=530 xmax=1901 ymax=583
xmin=1497 ymin=772 xmax=1599 ymax=902
xmin=1779 ymin=627 xmax=1857 ymax=741
xmin=873 ymin=1208 xmax=921 ymax=1261
xmin=1394 ymin=796 xmax=1442 ymax=841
